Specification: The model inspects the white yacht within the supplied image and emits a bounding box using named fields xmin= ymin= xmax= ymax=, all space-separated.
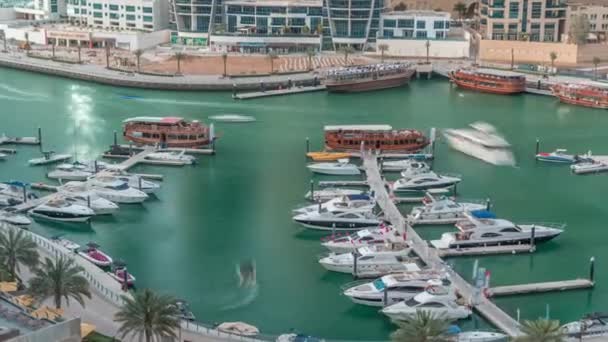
xmin=29 ymin=198 xmax=95 ymax=223
xmin=382 ymin=159 xmax=430 ymax=173
xmin=455 ymin=331 xmax=508 ymax=341
xmin=307 ymin=159 xmax=360 ymax=175
xmin=431 ymin=215 xmax=564 ymax=249
xmin=321 ymin=225 xmax=404 ymax=253
xmin=58 ymin=182 xmax=120 ymax=215
xmin=0 ymin=182 xmax=30 ymax=202
xmin=28 ymin=152 xmax=72 ymax=166
xmin=86 ymin=178 xmax=148 ymax=204
xmin=318 ymin=245 xmax=419 ymax=277
xmin=343 ymin=272 xmax=449 ymax=307
xmin=294 ymin=194 xmax=375 ymax=215
xmin=408 ymin=195 xmax=487 ymax=225
xmin=0 ymin=153 xmax=7 ymax=160
xmin=0 ymin=209 xmax=31 ymax=226
xmin=392 ymin=172 xmax=461 ymax=192
xmin=90 ymin=174 xmax=160 ymax=194
xmin=0 ymin=194 xmax=22 ymax=207
xmin=305 ymin=188 xmax=364 ymax=202
xmin=145 ymin=150 xmax=196 ymax=165
xmin=293 ymin=208 xmax=382 ymax=231
xmin=381 ymin=282 xmax=472 ymax=321
xmin=571 ymin=161 xmax=608 ymax=174
xmin=50 ymin=236 xmax=80 ymax=252
xmin=208 ymin=114 xmax=256 ymax=123
xmin=562 ymin=313 xmax=608 ymax=339
xmin=47 ymin=163 xmax=94 ymax=181
xmin=443 ymin=122 xmax=515 ymax=166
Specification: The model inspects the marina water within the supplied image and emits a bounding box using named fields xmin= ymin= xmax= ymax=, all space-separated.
xmin=0 ymin=66 xmax=606 ymax=339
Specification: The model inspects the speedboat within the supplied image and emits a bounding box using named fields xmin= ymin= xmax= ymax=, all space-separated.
xmin=381 ymin=281 xmax=472 ymax=321
xmin=571 ymin=161 xmax=608 ymax=174
xmin=0 ymin=209 xmax=31 ymax=226
xmin=408 ymin=195 xmax=487 ymax=225
xmin=145 ymin=150 xmax=196 ymax=165
xmin=293 ymin=208 xmax=382 ymax=231
xmin=90 ymin=174 xmax=159 ymax=194
xmin=307 ymin=159 xmax=360 ymax=175
xmin=535 ymin=149 xmax=577 ymax=164
xmin=318 ymin=245 xmax=419 ymax=277
xmin=343 ymin=272 xmax=449 ymax=307
xmin=29 ymin=198 xmax=95 ymax=223
xmin=443 ymin=122 xmax=515 ymax=166
xmin=293 ymin=194 xmax=375 ymax=215
xmin=399 ymin=162 xmax=431 ymax=178
xmin=392 ymin=172 xmax=461 ymax=192
xmin=321 ymin=225 xmax=405 ymax=253
xmin=78 ymin=243 xmax=113 ymax=267
xmin=305 ymin=188 xmax=364 ymax=202
xmin=382 ymin=159 xmax=429 ymax=173
xmin=108 ymin=267 xmax=136 ymax=286
xmin=0 ymin=181 xmax=33 ymax=202
xmin=50 ymin=236 xmax=80 ymax=252
xmin=431 ymin=215 xmax=564 ymax=249
xmin=217 ymin=322 xmax=259 ymax=337
xmin=28 ymin=152 xmax=72 ymax=166
xmin=208 ymin=114 xmax=256 ymax=123
xmin=86 ymin=178 xmax=148 ymax=204
xmin=455 ymin=331 xmax=508 ymax=341
xmin=58 ymin=182 xmax=120 ymax=215
xmin=562 ymin=312 xmax=608 ymax=338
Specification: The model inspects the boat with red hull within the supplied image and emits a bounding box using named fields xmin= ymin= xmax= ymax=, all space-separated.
xmin=324 ymin=125 xmax=429 ymax=153
xmin=551 ymin=83 xmax=608 ymax=109
xmin=449 ymin=69 xmax=526 ymax=95
xmin=123 ymin=116 xmax=214 ymax=148
xmin=325 ymin=63 xmax=415 ymax=93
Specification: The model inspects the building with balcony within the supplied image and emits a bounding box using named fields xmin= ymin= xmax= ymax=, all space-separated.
xmin=66 ymin=0 xmax=169 ymax=31
xmin=324 ymin=0 xmax=386 ymax=50
xmin=169 ymin=0 xmax=223 ymax=45
xmin=379 ymin=10 xmax=450 ymax=39
xmin=479 ymin=0 xmax=567 ymax=42
xmin=566 ymin=0 xmax=608 ymax=42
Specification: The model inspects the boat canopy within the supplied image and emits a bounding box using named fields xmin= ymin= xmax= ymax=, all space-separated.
xmin=347 ymin=194 xmax=371 ymax=201
xmin=123 ymin=117 xmax=184 ymax=124
xmin=324 ymin=125 xmax=393 ymax=132
xmin=470 ymin=210 xmax=496 ymax=219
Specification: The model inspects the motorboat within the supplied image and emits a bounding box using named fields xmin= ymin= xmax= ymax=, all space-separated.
xmin=306 ymin=159 xmax=360 ymax=175
xmin=90 ymin=174 xmax=160 ymax=194
xmin=0 ymin=181 xmax=33 ymax=202
xmin=293 ymin=208 xmax=382 ymax=231
xmin=535 ymin=149 xmax=577 ymax=164
xmin=0 ymin=209 xmax=31 ymax=226
xmin=571 ymin=161 xmax=608 ymax=174
xmin=562 ymin=312 xmax=608 ymax=338
xmin=50 ymin=236 xmax=80 ymax=252
xmin=382 ymin=159 xmax=430 ymax=173
xmin=431 ymin=215 xmax=564 ymax=249
xmin=0 ymin=153 xmax=6 ymax=160
xmin=29 ymin=198 xmax=95 ymax=223
xmin=208 ymin=114 xmax=256 ymax=123
xmin=392 ymin=172 xmax=461 ymax=192
xmin=408 ymin=195 xmax=488 ymax=225
xmin=108 ymin=268 xmax=136 ymax=286
xmin=58 ymin=182 xmax=120 ymax=215
xmin=28 ymin=152 xmax=72 ymax=166
xmin=307 ymin=152 xmax=352 ymax=162
xmin=381 ymin=281 xmax=472 ymax=321
xmin=321 ymin=225 xmax=405 ymax=253
xmin=0 ymin=195 xmax=22 ymax=207
xmin=77 ymin=242 xmax=113 ymax=267
xmin=305 ymin=188 xmax=364 ymax=202
xmin=86 ymin=178 xmax=148 ymax=204
xmin=399 ymin=162 xmax=432 ymax=179
xmin=216 ymin=322 xmax=259 ymax=337
xmin=443 ymin=122 xmax=515 ymax=166
xmin=276 ymin=333 xmax=325 ymax=342
xmin=318 ymin=245 xmax=419 ymax=277
xmin=47 ymin=163 xmax=94 ymax=181
xmin=293 ymin=194 xmax=375 ymax=215
xmin=454 ymin=331 xmax=508 ymax=341
xmin=175 ymin=300 xmax=196 ymax=321
xmin=145 ymin=150 xmax=196 ymax=165
xmin=343 ymin=271 xmax=449 ymax=307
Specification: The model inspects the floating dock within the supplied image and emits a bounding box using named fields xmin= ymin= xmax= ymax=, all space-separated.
xmin=488 ymin=279 xmax=594 ymax=297
xmin=0 ymin=137 xmax=40 ymax=145
xmin=103 ymin=146 xmax=189 ymax=170
xmin=317 ymin=180 xmax=369 ymax=188
xmin=437 ymin=245 xmax=535 ymax=257
xmin=110 ymin=144 xmax=214 ymax=155
xmin=233 ymin=85 xmax=326 ymax=100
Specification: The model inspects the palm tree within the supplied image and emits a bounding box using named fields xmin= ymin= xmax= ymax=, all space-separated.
xmin=175 ymin=51 xmax=184 ymax=74
xmin=516 ymin=319 xmax=565 ymax=342
xmin=27 ymin=256 xmax=90 ymax=309
xmin=268 ymin=50 xmax=278 ymax=74
xmin=453 ymin=2 xmax=467 ymax=21
xmin=549 ymin=51 xmax=557 ymax=74
xmin=390 ymin=310 xmax=450 ymax=342
xmin=0 ymin=224 xmax=38 ymax=282
xmin=306 ymin=48 xmax=316 ymax=71
xmin=134 ymin=49 xmax=143 ymax=72
xmin=338 ymin=46 xmax=355 ymax=65
xmin=221 ymin=52 xmax=228 ymax=77
xmin=114 ymin=288 xmax=181 ymax=342
xmin=593 ymin=57 xmax=601 ymax=80
xmin=378 ymin=43 xmax=389 ymax=63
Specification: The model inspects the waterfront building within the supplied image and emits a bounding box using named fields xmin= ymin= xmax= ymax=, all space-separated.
xmin=12 ymin=0 xmax=67 ymax=20
xmin=566 ymin=0 xmax=608 ymax=42
xmin=66 ymin=0 xmax=170 ymax=31
xmin=379 ymin=10 xmax=450 ymax=39
xmin=479 ymin=0 xmax=567 ymax=42
xmin=169 ymin=0 xmax=223 ymax=45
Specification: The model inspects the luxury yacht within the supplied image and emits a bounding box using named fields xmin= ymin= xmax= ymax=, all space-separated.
xmin=431 ymin=216 xmax=564 ymax=249
xmin=318 ymin=245 xmax=419 ymax=277
xmin=293 ymin=194 xmax=375 ymax=215
xmin=381 ymin=281 xmax=472 ymax=321
xmin=86 ymin=178 xmax=148 ymax=204
xmin=305 ymin=188 xmax=365 ymax=202
xmin=145 ymin=150 xmax=196 ymax=164
xmin=90 ymin=174 xmax=160 ymax=194
xmin=307 ymin=159 xmax=360 ymax=175
xmin=443 ymin=122 xmax=515 ymax=166
xmin=0 ymin=209 xmax=31 ymax=226
xmin=58 ymin=182 xmax=120 ymax=215
xmin=408 ymin=196 xmax=488 ymax=225
xmin=382 ymin=159 xmax=429 ymax=173
xmin=571 ymin=161 xmax=608 ymax=174
xmin=562 ymin=312 xmax=608 ymax=338
xmin=321 ymin=225 xmax=404 ymax=253
xmin=343 ymin=271 xmax=449 ymax=307
xmin=47 ymin=163 xmax=94 ymax=181
xmin=454 ymin=331 xmax=508 ymax=341
xmin=293 ymin=208 xmax=382 ymax=231
xmin=392 ymin=172 xmax=461 ymax=192
xmin=29 ymin=198 xmax=95 ymax=223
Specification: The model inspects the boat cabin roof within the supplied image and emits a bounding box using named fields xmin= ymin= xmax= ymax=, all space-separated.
xmin=466 ymin=68 xmax=525 ymax=78
xmin=324 ymin=125 xmax=393 ymax=132
xmin=123 ymin=117 xmax=185 ymax=125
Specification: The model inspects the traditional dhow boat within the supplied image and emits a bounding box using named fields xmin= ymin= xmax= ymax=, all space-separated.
xmin=551 ymin=83 xmax=608 ymax=109
xmin=449 ymin=68 xmax=526 ymax=95
xmin=325 ymin=63 xmax=415 ymax=93
xmin=123 ymin=117 xmax=214 ymax=148
xmin=324 ymin=125 xmax=429 ymax=153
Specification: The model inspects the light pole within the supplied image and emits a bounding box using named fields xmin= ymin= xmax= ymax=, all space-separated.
xmin=425 ymin=40 xmax=430 ymax=64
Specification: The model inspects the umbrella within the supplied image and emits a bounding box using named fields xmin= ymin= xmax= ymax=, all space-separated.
xmin=0 ymin=282 xmax=17 ymax=292
xmin=80 ymin=322 xmax=96 ymax=338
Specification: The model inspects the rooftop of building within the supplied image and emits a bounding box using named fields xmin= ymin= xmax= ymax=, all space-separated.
xmin=1 ymin=21 xmax=160 ymax=36
xmin=224 ymin=0 xmax=323 ymax=7
xmin=567 ymin=0 xmax=608 ymax=6
xmin=383 ymin=10 xmax=451 ymax=18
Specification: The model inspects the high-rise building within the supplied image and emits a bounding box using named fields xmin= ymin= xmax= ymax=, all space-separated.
xmin=67 ymin=0 xmax=169 ymax=31
xmin=324 ymin=0 xmax=386 ymax=49
xmin=479 ymin=0 xmax=567 ymax=42
xmin=169 ymin=0 xmax=223 ymax=45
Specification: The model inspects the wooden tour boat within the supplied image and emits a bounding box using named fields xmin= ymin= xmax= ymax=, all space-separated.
xmin=551 ymin=83 xmax=608 ymax=109
xmin=324 ymin=125 xmax=429 ymax=153
xmin=325 ymin=63 xmax=416 ymax=93
xmin=449 ymin=68 xmax=526 ymax=95
xmin=306 ymin=152 xmax=352 ymax=161
xmin=123 ymin=117 xmax=214 ymax=148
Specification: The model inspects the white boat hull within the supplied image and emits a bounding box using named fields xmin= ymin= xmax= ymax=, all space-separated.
xmin=444 ymin=133 xmax=515 ymax=166
xmin=78 ymin=251 xmax=113 ymax=267
xmin=307 ymin=166 xmax=360 ymax=175
xmin=29 ymin=211 xmax=92 ymax=223
xmin=93 ymin=191 xmax=147 ymax=204
xmin=29 ymin=154 xmax=72 ymax=166
xmin=47 ymin=171 xmax=92 ymax=181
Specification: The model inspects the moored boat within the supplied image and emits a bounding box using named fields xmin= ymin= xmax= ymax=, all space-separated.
xmin=108 ymin=268 xmax=136 ymax=286
xmin=551 ymin=82 xmax=608 ymax=109
xmin=305 ymin=188 xmax=365 ymax=202
xmin=123 ymin=116 xmax=214 ymax=148
xmin=145 ymin=150 xmax=196 ymax=165
xmin=78 ymin=242 xmax=113 ymax=267
xmin=28 ymin=152 xmax=71 ymax=166
xmin=324 ymin=125 xmax=429 ymax=153
xmin=306 ymin=159 xmax=360 ymax=175
xmin=449 ymin=68 xmax=526 ymax=95
xmin=571 ymin=161 xmax=608 ymax=174
xmin=325 ymin=63 xmax=415 ymax=93
xmin=50 ymin=236 xmax=80 ymax=252
xmin=306 ymin=152 xmax=352 ymax=161
xmin=208 ymin=114 xmax=256 ymax=123
xmin=535 ymin=149 xmax=577 ymax=164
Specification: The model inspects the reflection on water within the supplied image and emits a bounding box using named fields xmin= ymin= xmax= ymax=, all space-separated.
xmin=66 ymin=85 xmax=104 ymax=159
xmin=216 ymin=260 xmax=258 ymax=311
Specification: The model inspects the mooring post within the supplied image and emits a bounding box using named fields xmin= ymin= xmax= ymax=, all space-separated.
xmin=306 ymin=137 xmax=310 ymax=153
xmin=113 ymin=130 xmax=118 ymax=147
xmin=22 ymin=186 xmax=26 ymax=203
xmin=138 ymin=176 xmax=142 ymax=191
xmin=352 ymin=251 xmax=358 ymax=279
xmin=37 ymin=127 xmax=42 ymax=151
xmin=94 ymin=160 xmax=98 ymax=173
xmin=383 ymin=288 xmax=388 ymax=307
xmin=545 ymin=303 xmax=550 ymax=319
xmin=453 ymin=183 xmax=458 ymax=196
xmin=589 ymin=256 xmax=595 ymax=282
xmin=530 ymin=226 xmax=536 ymax=249
xmin=87 ymin=195 xmax=91 ymax=208
xmin=535 ymin=138 xmax=540 ymax=156
xmin=232 ymin=83 xmax=237 ymax=98
xmin=331 ymin=222 xmax=336 ymax=238
xmin=516 ymin=308 xmax=521 ymax=323
xmin=309 ymin=180 xmax=314 ymax=200
xmin=486 ymin=198 xmax=491 ymax=211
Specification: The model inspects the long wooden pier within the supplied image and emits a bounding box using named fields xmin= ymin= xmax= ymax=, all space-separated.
xmin=489 ymin=279 xmax=594 ymax=297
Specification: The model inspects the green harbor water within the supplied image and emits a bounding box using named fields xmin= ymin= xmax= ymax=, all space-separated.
xmin=1 ymin=67 xmax=607 ymax=340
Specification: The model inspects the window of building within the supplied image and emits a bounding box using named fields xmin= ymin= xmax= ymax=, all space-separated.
xmin=80 ymin=0 xmax=86 ymax=5
xmin=531 ymin=2 xmax=542 ymax=18
xmin=143 ymin=6 xmax=152 ymax=13
xmin=397 ymin=19 xmax=414 ymax=28
xmin=126 ymin=23 xmax=135 ymax=27
xmin=531 ymin=23 xmax=540 ymax=31
xmin=351 ymin=21 xmax=367 ymax=37
xmin=92 ymin=3 xmax=101 ymax=9
xmin=227 ymin=5 xmax=241 ymax=13
xmin=433 ymin=20 xmax=444 ymax=29
xmin=256 ymin=16 xmax=268 ymax=33
xmin=590 ymin=23 xmax=596 ymax=30
xmin=383 ymin=19 xmax=396 ymax=28
xmin=109 ymin=12 xmax=118 ymax=18
xmin=416 ymin=20 xmax=425 ymax=29
xmin=271 ymin=17 xmax=285 ymax=25
xmin=383 ymin=29 xmax=393 ymax=37
xmin=509 ymin=1 xmax=518 ymax=18
xmin=402 ymin=29 xmax=413 ymax=37
xmin=256 ymin=6 xmax=271 ymax=15
xmin=143 ymin=15 xmax=153 ymax=22
xmin=81 ymin=8 xmax=86 ymax=14
xmin=508 ymin=23 xmax=518 ymax=32
xmin=492 ymin=23 xmax=504 ymax=31
xmin=240 ymin=16 xmax=254 ymax=24
xmin=144 ymin=24 xmax=153 ymax=29
xmin=196 ymin=16 xmax=209 ymax=31
xmin=74 ymin=8 xmax=79 ymax=13
xmin=415 ymin=30 xmax=427 ymax=38
xmin=435 ymin=31 xmax=445 ymax=38
xmin=590 ymin=13 xmax=597 ymax=20
xmin=242 ymin=6 xmax=254 ymax=14
xmin=334 ymin=20 xmax=348 ymax=36
xmin=125 ymin=5 xmax=135 ymax=11
xmin=289 ymin=6 xmax=306 ymax=13
xmin=308 ymin=7 xmax=322 ymax=15
xmin=94 ymin=20 xmax=102 ymax=24
xmin=126 ymin=14 xmax=135 ymax=20
xmin=110 ymin=21 xmax=119 ymax=26
xmin=290 ymin=17 xmax=306 ymax=26
xmin=109 ymin=4 xmax=118 ymax=10
xmin=93 ymin=11 xmax=102 ymax=17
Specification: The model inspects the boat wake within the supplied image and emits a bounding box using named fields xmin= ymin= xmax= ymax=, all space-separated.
xmin=0 ymin=84 xmax=49 ymax=99
xmin=0 ymin=93 xmax=43 ymax=102
xmin=219 ymin=285 xmax=259 ymax=311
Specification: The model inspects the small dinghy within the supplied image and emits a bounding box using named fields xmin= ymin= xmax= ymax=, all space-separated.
xmin=50 ymin=236 xmax=80 ymax=252
xmin=571 ymin=161 xmax=608 ymax=174
xmin=28 ymin=152 xmax=71 ymax=166
xmin=146 ymin=150 xmax=196 ymax=165
xmin=78 ymin=242 xmax=113 ymax=267
xmin=108 ymin=261 xmax=136 ymax=286
xmin=535 ymin=149 xmax=577 ymax=164
xmin=217 ymin=322 xmax=259 ymax=337
xmin=307 ymin=159 xmax=360 ymax=175
xmin=208 ymin=114 xmax=256 ymax=123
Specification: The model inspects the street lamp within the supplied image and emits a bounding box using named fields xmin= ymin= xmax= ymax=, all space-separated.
xmin=425 ymin=40 xmax=430 ymax=64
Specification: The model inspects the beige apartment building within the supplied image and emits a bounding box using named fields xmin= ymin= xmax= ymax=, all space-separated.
xmin=479 ymin=0 xmax=567 ymax=42
xmin=567 ymin=0 xmax=608 ymax=41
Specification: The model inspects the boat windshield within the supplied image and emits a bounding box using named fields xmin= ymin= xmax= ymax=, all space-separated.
xmin=373 ymin=279 xmax=386 ymax=291
xmin=105 ymin=183 xmax=130 ymax=190
xmin=405 ymin=297 xmax=420 ymax=307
